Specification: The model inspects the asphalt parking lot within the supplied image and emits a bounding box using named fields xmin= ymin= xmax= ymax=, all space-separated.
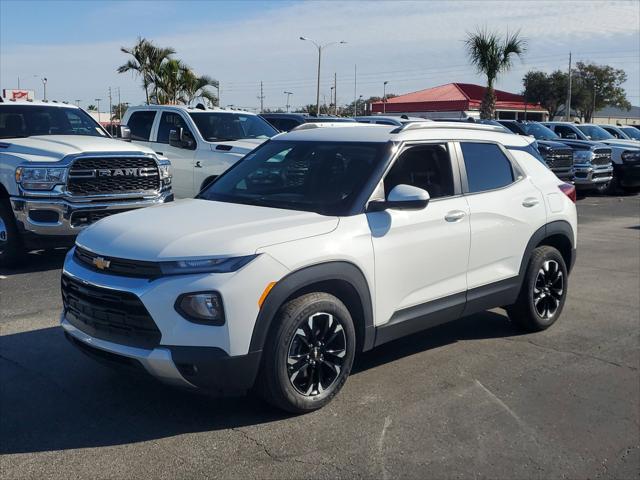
xmin=1 ymin=193 xmax=639 ymax=479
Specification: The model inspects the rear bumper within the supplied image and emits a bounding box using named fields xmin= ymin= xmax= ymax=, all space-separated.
xmin=62 ymin=316 xmax=261 ymax=395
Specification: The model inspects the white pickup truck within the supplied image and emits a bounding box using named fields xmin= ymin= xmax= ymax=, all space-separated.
xmin=121 ymin=105 xmax=277 ymax=198
xmin=0 ymin=101 xmax=172 ymax=267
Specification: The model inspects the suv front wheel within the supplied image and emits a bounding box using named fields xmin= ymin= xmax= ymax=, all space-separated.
xmin=507 ymin=246 xmax=568 ymax=332
xmin=257 ymin=292 xmax=356 ymax=413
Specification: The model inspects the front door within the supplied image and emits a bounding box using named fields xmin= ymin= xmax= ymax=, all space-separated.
xmin=368 ymin=143 xmax=471 ymax=326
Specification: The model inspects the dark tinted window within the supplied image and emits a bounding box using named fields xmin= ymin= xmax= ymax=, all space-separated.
xmin=461 ymin=142 xmax=514 ymax=193
xmin=189 ymin=112 xmax=276 ymax=141
xmin=200 ymin=141 xmax=386 ymax=215
xmin=127 ymin=111 xmax=156 ymax=141
xmin=553 ymin=125 xmax=583 ymax=139
xmin=157 ymin=112 xmax=192 ymax=144
xmin=266 ymin=118 xmax=301 ymax=132
xmin=499 ymin=121 xmax=525 ymax=135
xmin=0 ymin=105 xmax=106 ymax=139
xmin=384 ymin=144 xmax=454 ymax=199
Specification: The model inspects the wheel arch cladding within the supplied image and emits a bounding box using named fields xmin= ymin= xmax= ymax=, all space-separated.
xmin=249 ymin=261 xmax=375 ymax=354
xmin=520 ymin=220 xmax=576 ymax=276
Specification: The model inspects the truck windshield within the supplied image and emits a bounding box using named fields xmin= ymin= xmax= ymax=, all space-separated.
xmin=189 ymin=112 xmax=277 ymax=142
xmin=576 ymin=125 xmax=615 ymax=141
xmin=199 ymin=140 xmax=388 ymax=215
xmin=0 ymin=105 xmax=107 ymax=139
xmin=620 ymin=127 xmax=640 ymax=140
xmin=522 ymin=123 xmax=560 ymax=141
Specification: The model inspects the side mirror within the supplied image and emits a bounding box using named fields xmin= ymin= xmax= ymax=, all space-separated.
xmin=170 ymin=128 xmax=195 ymax=149
xmin=117 ymin=125 xmax=131 ymax=142
xmin=367 ymin=184 xmax=430 ymax=212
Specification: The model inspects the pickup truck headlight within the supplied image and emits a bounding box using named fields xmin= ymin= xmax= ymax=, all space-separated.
xmin=15 ymin=166 xmax=67 ymax=190
xmin=621 ymin=150 xmax=640 ymax=163
xmin=158 ymin=162 xmax=171 ymax=185
xmin=175 ymin=291 xmax=224 ymax=324
xmin=572 ymin=150 xmax=593 ymax=163
xmin=159 ymin=255 xmax=257 ymax=275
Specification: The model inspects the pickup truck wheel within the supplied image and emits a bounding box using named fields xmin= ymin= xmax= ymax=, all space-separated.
xmin=507 ymin=246 xmax=567 ymax=332
xmin=0 ymin=202 xmax=25 ymax=268
xmin=257 ymin=292 xmax=356 ymax=413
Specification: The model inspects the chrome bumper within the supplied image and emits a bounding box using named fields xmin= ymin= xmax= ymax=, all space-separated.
xmin=572 ymin=163 xmax=614 ymax=186
xmin=10 ymin=190 xmax=172 ymax=236
xmin=61 ymin=316 xmax=195 ymax=388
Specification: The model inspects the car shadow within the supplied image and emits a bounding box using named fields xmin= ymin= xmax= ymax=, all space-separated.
xmin=1 ymin=310 xmax=521 ymax=455
xmin=0 ymin=248 xmax=68 ymax=276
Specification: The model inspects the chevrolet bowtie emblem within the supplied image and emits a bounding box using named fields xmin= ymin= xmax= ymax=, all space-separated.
xmin=93 ymin=256 xmax=111 ymax=270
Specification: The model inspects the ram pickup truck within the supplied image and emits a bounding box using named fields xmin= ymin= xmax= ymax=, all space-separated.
xmin=543 ymin=122 xmax=639 ymax=193
xmin=122 ymin=105 xmax=277 ymax=198
xmin=0 ymin=102 xmax=172 ymax=267
xmin=498 ymin=121 xmax=575 ymax=182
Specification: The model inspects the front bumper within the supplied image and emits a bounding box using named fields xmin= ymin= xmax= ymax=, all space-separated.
xmin=62 ymin=317 xmax=261 ymax=394
xmin=572 ymin=163 xmax=613 ymax=187
xmin=10 ymin=190 xmax=173 ymax=237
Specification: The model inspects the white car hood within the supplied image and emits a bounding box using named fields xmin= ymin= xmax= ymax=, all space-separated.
xmin=76 ymin=199 xmax=339 ymax=261
xmin=3 ymin=135 xmax=156 ymax=163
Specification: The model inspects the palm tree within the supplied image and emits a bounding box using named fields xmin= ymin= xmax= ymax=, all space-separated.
xmin=181 ymin=70 xmax=219 ymax=106
xmin=153 ymin=59 xmax=189 ymax=104
xmin=147 ymin=45 xmax=177 ymax=103
xmin=465 ymin=29 xmax=527 ymax=119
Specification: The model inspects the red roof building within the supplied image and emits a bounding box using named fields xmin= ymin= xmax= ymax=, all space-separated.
xmin=371 ymin=83 xmax=547 ymax=120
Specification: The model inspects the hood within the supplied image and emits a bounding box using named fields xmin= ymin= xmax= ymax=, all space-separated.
xmin=76 ymin=198 xmax=339 ymax=261
xmin=1 ymin=135 xmax=156 ymax=163
xmin=552 ymin=138 xmax=610 ymax=151
xmin=595 ymin=139 xmax=640 ymax=150
xmin=208 ymin=138 xmax=266 ymax=157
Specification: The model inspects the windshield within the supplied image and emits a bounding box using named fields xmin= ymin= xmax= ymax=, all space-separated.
xmin=0 ymin=105 xmax=107 ymax=139
xmin=199 ymin=140 xmax=388 ymax=215
xmin=576 ymin=125 xmax=615 ymax=141
xmin=522 ymin=122 xmax=560 ymax=140
xmin=620 ymin=127 xmax=640 ymax=140
xmin=189 ymin=112 xmax=277 ymax=141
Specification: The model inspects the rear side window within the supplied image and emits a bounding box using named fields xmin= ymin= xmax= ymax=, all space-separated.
xmin=127 ymin=111 xmax=156 ymax=141
xmin=461 ymin=142 xmax=514 ymax=193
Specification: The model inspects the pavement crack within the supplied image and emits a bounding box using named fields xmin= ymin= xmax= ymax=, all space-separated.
xmin=503 ymin=338 xmax=638 ymax=371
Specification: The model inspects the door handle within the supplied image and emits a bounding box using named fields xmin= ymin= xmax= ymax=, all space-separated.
xmin=195 ymin=161 xmax=202 ymax=168
xmin=444 ymin=210 xmax=466 ymax=222
xmin=522 ymin=197 xmax=540 ymax=208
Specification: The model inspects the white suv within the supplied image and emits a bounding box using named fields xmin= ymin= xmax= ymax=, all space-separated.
xmin=60 ymin=123 xmax=577 ymax=412
xmin=122 ymin=105 xmax=277 ymax=198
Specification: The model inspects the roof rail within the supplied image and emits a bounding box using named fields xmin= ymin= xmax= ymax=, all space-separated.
xmin=390 ymin=121 xmax=506 ymax=134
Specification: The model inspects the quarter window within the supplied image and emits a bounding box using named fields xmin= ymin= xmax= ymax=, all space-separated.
xmin=461 ymin=142 xmax=514 ymax=193
xmin=157 ymin=112 xmax=193 ymax=144
xmin=384 ymin=144 xmax=454 ymax=199
xmin=127 ymin=111 xmax=156 ymax=141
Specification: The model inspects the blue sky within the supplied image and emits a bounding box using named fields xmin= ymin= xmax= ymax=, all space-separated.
xmin=1 ymin=1 xmax=638 ymax=111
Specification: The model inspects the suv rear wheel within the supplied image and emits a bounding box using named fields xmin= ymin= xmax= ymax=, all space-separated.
xmin=0 ymin=202 xmax=24 ymax=268
xmin=507 ymin=246 xmax=568 ymax=332
xmin=257 ymin=292 xmax=356 ymax=413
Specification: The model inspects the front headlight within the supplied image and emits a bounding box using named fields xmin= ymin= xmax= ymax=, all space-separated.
xmin=15 ymin=166 xmax=67 ymax=190
xmin=158 ymin=162 xmax=172 ymax=185
xmin=175 ymin=291 xmax=224 ymax=324
xmin=572 ymin=150 xmax=593 ymax=163
xmin=159 ymin=254 xmax=257 ymax=275
xmin=621 ymin=150 xmax=640 ymax=163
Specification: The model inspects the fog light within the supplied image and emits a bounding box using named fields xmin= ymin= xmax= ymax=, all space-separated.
xmin=175 ymin=292 xmax=224 ymax=325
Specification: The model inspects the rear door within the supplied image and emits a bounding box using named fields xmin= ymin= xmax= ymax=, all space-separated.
xmin=151 ymin=111 xmax=197 ymax=198
xmin=458 ymin=142 xmax=546 ymax=294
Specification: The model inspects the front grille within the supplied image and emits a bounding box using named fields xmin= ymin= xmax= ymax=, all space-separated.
xmin=62 ymin=274 xmax=161 ymax=349
xmin=67 ymin=157 xmax=160 ymax=195
xmin=74 ymin=246 xmax=163 ymax=278
xmin=544 ymin=149 xmax=573 ymax=169
xmin=592 ymin=149 xmax=612 ymax=166
xmin=70 ymin=208 xmax=132 ymax=228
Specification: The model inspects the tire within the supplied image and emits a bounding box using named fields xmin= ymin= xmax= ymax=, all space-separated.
xmin=0 ymin=201 xmax=25 ymax=268
xmin=257 ymin=292 xmax=356 ymax=413
xmin=506 ymin=246 xmax=568 ymax=332
xmin=594 ymin=179 xmax=612 ymax=195
xmin=603 ymin=172 xmax=620 ymax=195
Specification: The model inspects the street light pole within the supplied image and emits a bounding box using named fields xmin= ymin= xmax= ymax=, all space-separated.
xmin=95 ymin=98 xmax=102 ymax=124
xmin=383 ymin=81 xmax=388 ymax=114
xmin=284 ymin=91 xmax=293 ymax=112
xmin=42 ymin=77 xmax=48 ymax=101
xmin=299 ymin=37 xmax=346 ymax=116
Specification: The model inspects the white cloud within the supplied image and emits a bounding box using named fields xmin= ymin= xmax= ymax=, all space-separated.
xmin=1 ymin=0 xmax=638 ymax=110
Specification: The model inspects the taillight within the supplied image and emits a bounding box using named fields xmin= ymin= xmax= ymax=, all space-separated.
xmin=559 ymin=183 xmax=576 ymax=203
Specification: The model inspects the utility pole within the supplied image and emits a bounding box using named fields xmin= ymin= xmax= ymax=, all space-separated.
xmin=299 ymin=37 xmax=346 ymax=117
xmin=383 ymin=81 xmax=388 ymax=114
xmin=95 ymin=98 xmax=102 ymax=124
xmin=117 ymin=87 xmax=122 ymax=120
xmin=330 ymin=86 xmax=335 ymax=115
xmin=258 ymin=81 xmax=264 ymax=113
xmin=108 ymin=87 xmax=113 ymax=125
xmin=334 ymin=72 xmax=337 ymax=115
xmin=565 ymin=52 xmax=572 ymax=121
xmin=42 ymin=77 xmax=48 ymax=101
xmin=353 ymin=65 xmax=357 ymax=118
xmin=284 ymin=91 xmax=293 ymax=112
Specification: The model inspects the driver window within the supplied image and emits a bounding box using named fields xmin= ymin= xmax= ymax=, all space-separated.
xmin=157 ymin=112 xmax=193 ymax=144
xmin=384 ymin=144 xmax=454 ymax=199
